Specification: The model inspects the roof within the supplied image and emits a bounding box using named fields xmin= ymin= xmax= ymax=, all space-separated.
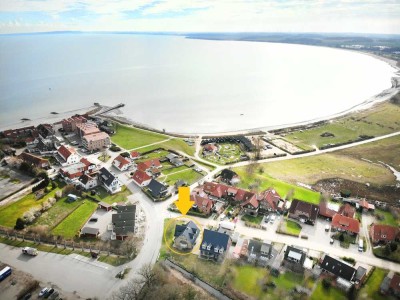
xmin=58 ymin=145 xmax=76 ymax=160
xmin=113 ymin=155 xmax=131 ymax=168
xmin=355 ymin=266 xmax=367 ymax=281
xmin=220 ymin=169 xmax=238 ymax=181
xmin=132 ymin=170 xmax=151 ymax=184
xmin=203 ymin=143 xmax=218 ymax=152
xmin=79 ymin=174 xmax=96 ymax=184
xmin=98 ymin=167 xmax=117 ymax=187
xmin=258 ymin=188 xmax=282 ymax=210
xmin=248 ymin=239 xmax=262 ymax=255
xmin=288 ymin=199 xmax=319 ymax=222
xmin=166 ymin=153 xmax=177 ymax=160
xmin=147 ymin=179 xmax=168 ymax=197
xmin=191 ymin=194 xmax=214 ymax=213
xmin=83 ymin=131 xmax=110 ymax=142
xmin=81 ymin=227 xmax=99 ymax=235
xmin=389 ymin=274 xmax=400 ymax=293
xmin=338 ymin=203 xmax=356 ymax=218
xmin=98 ymin=201 xmax=112 ymax=208
xmin=113 ymin=205 xmax=136 ymax=236
xmin=319 ymin=201 xmax=337 ymax=218
xmin=370 ymin=224 xmax=400 ymax=242
xmin=201 ymin=229 xmax=230 ymax=251
xmin=19 ymin=152 xmax=49 ymax=167
xmin=331 ymin=214 xmax=360 ymax=234
xmin=241 ymin=192 xmax=259 ymax=209
xmin=284 ymin=246 xmax=306 ymax=264
xmin=320 ymin=255 xmax=356 ymax=282
xmin=80 ymin=157 xmax=93 ymax=167
xmin=76 ymin=122 xmax=100 ymax=135
xmin=138 ymin=159 xmax=161 ymax=171
xmin=174 ymin=221 xmax=200 ymax=245
xmin=130 ymin=151 xmax=140 ymax=158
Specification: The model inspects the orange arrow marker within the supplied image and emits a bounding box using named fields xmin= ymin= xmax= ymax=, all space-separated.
xmin=175 ymin=187 xmax=194 ymax=215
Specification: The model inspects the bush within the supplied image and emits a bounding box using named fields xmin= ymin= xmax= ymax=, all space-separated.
xmin=51 ymin=181 xmax=58 ymax=189
xmin=120 ymin=152 xmax=130 ymax=158
xmin=55 ymin=190 xmax=63 ymax=199
xmin=322 ymin=278 xmax=331 ymax=290
xmin=390 ymin=242 xmax=398 ymax=252
xmin=339 ymin=233 xmax=345 ymax=242
xmin=15 ymin=218 xmax=25 ymax=230
xmin=342 ymin=257 xmax=356 ymax=265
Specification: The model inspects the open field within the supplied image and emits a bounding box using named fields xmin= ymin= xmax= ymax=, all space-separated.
xmin=0 ymin=186 xmax=63 ymax=228
xmin=234 ymin=168 xmax=321 ymax=204
xmin=357 ymin=268 xmax=387 ymax=300
xmin=283 ymin=101 xmax=400 ymax=149
xmin=135 ymin=139 xmax=195 ymax=156
xmin=159 ymin=169 xmax=204 ymax=186
xmin=111 ymin=124 xmax=168 ymax=149
xmin=338 ymin=135 xmax=400 ymax=168
xmin=203 ymin=143 xmax=245 ymax=165
xmin=375 ymin=209 xmax=400 ymax=227
xmin=243 ymin=152 xmax=395 ymax=187
xmin=91 ymin=186 xmax=132 ymax=204
xmin=51 ymin=201 xmax=98 ymax=238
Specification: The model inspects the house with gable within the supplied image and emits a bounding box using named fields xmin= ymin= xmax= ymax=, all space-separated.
xmin=288 ymin=199 xmax=319 ymax=225
xmin=331 ymin=214 xmax=360 ymax=235
xmin=283 ymin=245 xmax=307 ymax=273
xmin=320 ymin=255 xmax=357 ymax=291
xmin=58 ymin=145 xmax=80 ymax=165
xmin=78 ymin=174 xmax=98 ymax=190
xmin=112 ymin=155 xmax=133 ymax=172
xmin=130 ymin=151 xmax=141 ymax=160
xmin=258 ymin=188 xmax=286 ymax=213
xmin=246 ymin=239 xmax=274 ymax=266
xmin=200 ymin=229 xmax=231 ymax=262
xmin=173 ymin=221 xmax=200 ymax=251
xmin=98 ymin=167 xmax=122 ymax=194
xmin=370 ymin=224 xmax=400 ymax=244
xmin=202 ymin=143 xmax=218 ymax=155
xmin=18 ymin=152 xmax=50 ymax=169
xmin=147 ymin=179 xmax=168 ymax=199
xmin=220 ymin=169 xmax=239 ymax=185
xmin=112 ymin=205 xmax=136 ymax=240
xmin=191 ymin=194 xmax=215 ymax=215
xmin=132 ymin=170 xmax=152 ymax=187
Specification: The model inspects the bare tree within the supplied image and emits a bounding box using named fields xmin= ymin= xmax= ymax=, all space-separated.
xmin=253 ymin=136 xmax=263 ymax=161
xmin=110 ymin=279 xmax=142 ymax=300
xmin=120 ymin=233 xmax=138 ymax=259
xmin=137 ymin=263 xmax=157 ymax=288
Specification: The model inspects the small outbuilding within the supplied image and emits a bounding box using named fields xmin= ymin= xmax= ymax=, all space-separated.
xmin=98 ymin=201 xmax=112 ymax=211
xmin=80 ymin=226 xmax=100 ymax=238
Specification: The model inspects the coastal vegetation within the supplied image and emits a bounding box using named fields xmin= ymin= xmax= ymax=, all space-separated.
xmin=282 ymin=101 xmax=400 ymax=149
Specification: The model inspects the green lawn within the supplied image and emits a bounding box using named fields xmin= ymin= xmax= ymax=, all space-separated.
xmin=135 ymin=149 xmax=170 ymax=161
xmin=51 ymin=200 xmax=98 ymax=238
xmin=111 ymin=124 xmax=168 ymax=150
xmin=310 ymin=280 xmax=347 ymax=300
xmin=375 ymin=209 xmax=400 ymax=226
xmin=373 ymin=244 xmax=400 ymax=263
xmin=160 ymin=169 xmax=204 ymax=186
xmin=203 ymin=143 xmax=245 ymax=165
xmin=242 ymin=214 xmax=263 ymax=224
xmin=162 ymin=165 xmax=190 ymax=175
xmin=91 ymin=186 xmax=132 ymax=204
xmin=357 ymin=268 xmax=387 ymax=300
xmin=98 ymin=154 xmax=111 ymax=162
xmin=234 ymin=168 xmax=321 ymax=204
xmin=282 ymin=220 xmax=302 ymax=236
xmin=231 ymin=265 xmax=268 ymax=297
xmin=34 ymin=196 xmax=82 ymax=228
xmin=284 ymin=101 xmax=400 ymax=149
xmin=0 ymin=186 xmax=63 ymax=228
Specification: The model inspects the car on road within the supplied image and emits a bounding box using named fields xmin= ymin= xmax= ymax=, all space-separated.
xmin=39 ymin=288 xmax=49 ymax=297
xmin=264 ymin=215 xmax=270 ymax=223
xmin=330 ymin=238 xmax=334 ymax=244
xmin=89 ymin=218 xmax=98 ymax=222
xmin=44 ymin=288 xmax=55 ymax=298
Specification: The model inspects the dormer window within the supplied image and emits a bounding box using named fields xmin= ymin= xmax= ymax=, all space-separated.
xmin=202 ymin=243 xmax=206 ymax=249
xmin=219 ymin=247 xmax=224 ymax=253
xmin=214 ymin=246 xmax=219 ymax=253
xmin=207 ymin=245 xmax=211 ymax=250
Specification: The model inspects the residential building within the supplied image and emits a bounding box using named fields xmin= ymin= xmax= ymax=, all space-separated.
xmin=388 ymin=274 xmax=400 ymax=298
xmin=331 ymin=214 xmax=360 ymax=235
xmin=82 ymin=132 xmax=111 ymax=151
xmin=112 ymin=205 xmax=136 ymax=240
xmin=130 ymin=151 xmax=141 ymax=160
xmin=246 ymin=239 xmax=273 ymax=266
xmin=338 ymin=203 xmax=356 ymax=218
xmin=370 ymin=224 xmax=400 ymax=244
xmin=283 ymin=246 xmax=307 ymax=273
xmin=1 ymin=126 xmax=39 ymax=145
xmin=59 ymin=157 xmax=96 ymax=181
xmin=76 ymin=122 xmax=100 ymax=138
xmin=320 ymin=255 xmax=356 ymax=291
xmin=288 ymin=199 xmax=319 ymax=225
xmin=98 ymin=167 xmax=122 ymax=194
xmin=98 ymin=202 xmax=113 ymax=211
xmin=258 ymin=188 xmax=286 ymax=213
xmin=137 ymin=159 xmax=162 ymax=173
xmin=359 ymin=199 xmax=375 ymax=212
xmin=80 ymin=227 xmax=99 ymax=238
xmin=132 ymin=170 xmax=152 ymax=187
xmin=18 ymin=152 xmax=50 ymax=169
xmin=202 ymin=143 xmax=218 ymax=155
xmin=318 ymin=201 xmax=338 ymax=219
xmin=191 ymin=194 xmax=215 ymax=215
xmin=220 ymin=169 xmax=239 ymax=184
xmin=78 ymin=174 xmax=98 ymax=190
xmin=199 ymin=229 xmax=231 ymax=262
xmin=61 ymin=115 xmax=87 ymax=132
xmin=166 ymin=153 xmax=184 ymax=167
xmin=146 ymin=179 xmax=168 ymax=199
xmin=112 ymin=155 xmax=133 ymax=171
xmin=58 ymin=145 xmax=80 ymax=165
xmin=241 ymin=192 xmax=259 ymax=216
xmin=354 ymin=266 xmax=367 ymax=288
xmin=173 ymin=221 xmax=200 ymax=251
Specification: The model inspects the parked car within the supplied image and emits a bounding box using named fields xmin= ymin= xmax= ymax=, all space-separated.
xmin=89 ymin=218 xmax=98 ymax=222
xmin=325 ymin=225 xmax=330 ymax=232
xmin=330 ymin=238 xmax=334 ymax=244
xmin=44 ymin=288 xmax=54 ymax=298
xmin=39 ymin=288 xmax=49 ymax=297
xmin=269 ymin=215 xmax=276 ymax=223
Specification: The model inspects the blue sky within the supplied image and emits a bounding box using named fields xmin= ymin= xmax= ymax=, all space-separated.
xmin=0 ymin=0 xmax=399 ymax=34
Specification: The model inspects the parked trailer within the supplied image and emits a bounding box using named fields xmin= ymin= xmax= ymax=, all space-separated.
xmin=0 ymin=266 xmax=12 ymax=282
xmin=22 ymin=247 xmax=38 ymax=256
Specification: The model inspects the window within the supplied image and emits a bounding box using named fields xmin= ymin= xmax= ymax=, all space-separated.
xmin=207 ymin=245 xmax=211 ymax=250
xmin=219 ymin=247 xmax=224 ymax=254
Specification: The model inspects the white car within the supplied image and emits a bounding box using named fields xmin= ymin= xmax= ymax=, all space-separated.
xmin=39 ymin=287 xmax=49 ymax=297
xmin=269 ymin=215 xmax=276 ymax=223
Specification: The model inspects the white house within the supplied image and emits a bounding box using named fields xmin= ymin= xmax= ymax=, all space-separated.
xmin=112 ymin=155 xmax=133 ymax=172
xmin=58 ymin=145 xmax=80 ymax=165
xmin=98 ymin=167 xmax=122 ymax=194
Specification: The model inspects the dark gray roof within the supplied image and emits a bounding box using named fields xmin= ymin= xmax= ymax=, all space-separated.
xmin=166 ymin=153 xmax=177 ymax=160
xmin=174 ymin=221 xmax=200 ymax=245
xmin=117 ymin=205 xmax=136 ymax=213
xmin=221 ymin=169 xmax=238 ymax=181
xmin=201 ymin=229 xmax=230 ymax=251
xmin=320 ymin=255 xmax=356 ymax=282
xmin=171 ymin=157 xmax=183 ymax=166
xmin=289 ymin=199 xmax=319 ymax=222
xmin=147 ymin=179 xmax=168 ymax=197
xmin=79 ymin=174 xmax=93 ymax=185
xmin=113 ymin=205 xmax=136 ymax=236
xmin=114 ymin=225 xmax=135 ymax=236
xmin=355 ymin=266 xmax=367 ymax=281
xmin=98 ymin=167 xmax=116 ymax=187
xmin=81 ymin=227 xmax=99 ymax=235
xmin=248 ymin=239 xmax=262 ymax=255
xmin=284 ymin=246 xmax=306 ymax=264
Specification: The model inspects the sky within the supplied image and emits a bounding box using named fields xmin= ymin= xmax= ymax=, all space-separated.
xmin=0 ymin=0 xmax=399 ymax=34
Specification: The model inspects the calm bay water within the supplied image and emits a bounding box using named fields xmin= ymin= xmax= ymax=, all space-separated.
xmin=0 ymin=33 xmax=396 ymax=133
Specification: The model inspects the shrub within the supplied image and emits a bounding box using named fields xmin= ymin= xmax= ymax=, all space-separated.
xmin=390 ymin=242 xmax=398 ymax=252
xmin=15 ymin=218 xmax=25 ymax=230
xmin=339 ymin=233 xmax=344 ymax=242
xmin=51 ymin=181 xmax=58 ymax=189
xmin=23 ymin=210 xmax=35 ymax=224
xmin=55 ymin=190 xmax=63 ymax=200
xmin=322 ymin=278 xmax=331 ymax=290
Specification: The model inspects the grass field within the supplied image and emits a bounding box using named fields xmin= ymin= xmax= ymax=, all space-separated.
xmin=240 ymin=152 xmax=395 ymax=187
xmin=51 ymin=200 xmax=98 ymax=238
xmin=91 ymin=186 xmax=132 ymax=204
xmin=283 ymin=101 xmax=400 ymax=149
xmin=357 ymin=268 xmax=387 ymax=300
xmin=375 ymin=209 xmax=400 ymax=226
xmin=338 ymin=135 xmax=400 ymax=168
xmin=282 ymin=220 xmax=302 ymax=236
xmin=0 ymin=186 xmax=63 ymax=228
xmin=231 ymin=265 xmax=268 ymax=297
xmin=159 ymin=169 xmax=204 ymax=186
xmin=234 ymin=168 xmax=321 ymax=204
xmin=111 ymin=124 xmax=168 ymax=150
xmin=310 ymin=280 xmax=347 ymax=300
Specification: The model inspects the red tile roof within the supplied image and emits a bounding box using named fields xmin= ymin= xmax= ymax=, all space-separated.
xmin=331 ymin=214 xmax=360 ymax=234
xmin=80 ymin=157 xmax=92 ymax=167
xmin=258 ymin=188 xmax=282 ymax=210
xmin=113 ymin=155 xmax=131 ymax=168
xmin=319 ymin=201 xmax=337 ymax=219
xmin=338 ymin=203 xmax=356 ymax=218
xmin=58 ymin=145 xmax=76 ymax=160
xmin=369 ymin=224 xmax=400 ymax=243
xmin=191 ymin=194 xmax=214 ymax=214
xmin=18 ymin=152 xmax=49 ymax=168
xmin=130 ymin=151 xmax=140 ymax=158
xmin=203 ymin=144 xmax=218 ymax=152
xmin=137 ymin=159 xmax=161 ymax=171
xmin=132 ymin=170 xmax=151 ymax=185
xmin=389 ymin=274 xmax=400 ymax=293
